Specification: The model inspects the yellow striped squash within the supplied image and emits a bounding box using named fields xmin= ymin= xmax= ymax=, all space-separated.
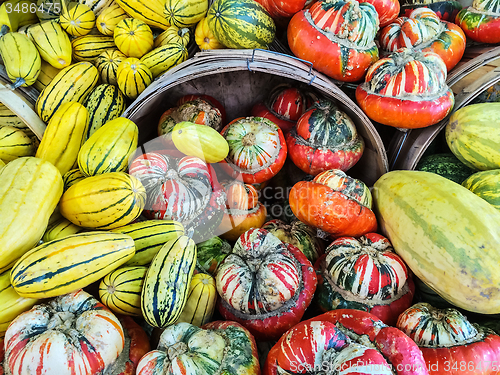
xmin=141 ymin=235 xmax=197 ymax=328
xmin=114 ymin=18 xmax=154 ymax=58
xmin=42 ymin=217 xmax=84 ymax=242
xmin=35 ymin=102 xmax=89 ymax=175
xmin=27 ymin=20 xmax=72 ymax=69
xmin=96 ymin=1 xmax=128 ymax=35
xmin=35 ymin=61 xmax=99 ymax=123
xmin=72 ymin=34 xmax=116 ymax=62
xmin=0 ymin=32 xmax=41 ymax=89
xmin=0 ymin=0 xmax=38 ymax=33
xmin=154 ymin=25 xmax=190 ymax=47
xmin=83 ymin=84 xmax=126 ymax=139
xmin=99 ymin=265 xmax=148 ymax=316
xmin=10 ymin=231 xmax=136 ymax=298
xmin=0 ymin=157 xmax=63 ymax=273
xmin=36 ymin=0 xmax=64 ymax=20
xmin=59 ymin=171 xmax=146 ymax=229
xmin=0 ymin=102 xmax=25 ymax=128
xmin=95 ymin=48 xmax=126 ymax=86
xmin=0 ymin=268 xmax=40 ymax=338
xmin=195 ymin=16 xmax=225 ymax=50
xmin=0 ymin=126 xmax=34 ymax=162
xmin=60 ymin=2 xmax=96 ymax=36
xmin=62 ymin=168 xmax=86 ymax=190
xmin=176 ymin=273 xmax=216 ymax=327
xmin=79 ymin=0 xmax=114 ymax=16
xmin=110 ymin=220 xmax=185 ymax=266
xmin=78 ymin=117 xmax=138 ymax=176
xmin=116 ymin=57 xmax=152 ymax=100
xmin=140 ymin=41 xmax=188 ymax=78
xmin=164 ymin=0 xmax=208 ymax=28
xmin=33 ymin=59 xmax=61 ymax=92
xmin=115 ymin=0 xmax=171 ymax=30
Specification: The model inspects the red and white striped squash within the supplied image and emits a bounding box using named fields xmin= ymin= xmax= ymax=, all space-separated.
xmin=379 ymin=8 xmax=466 ymax=71
xmin=397 ymin=303 xmax=500 ymax=375
xmin=3 ymin=289 xmax=124 ymax=375
xmin=129 ymin=153 xmax=225 ymax=243
xmin=356 ymin=48 xmax=454 ymax=129
xmin=287 ymin=0 xmax=380 ymax=82
xmin=315 ymin=233 xmax=415 ymax=326
xmin=215 ymin=227 xmax=317 ymax=341
xmin=221 ymin=116 xmax=287 ymax=184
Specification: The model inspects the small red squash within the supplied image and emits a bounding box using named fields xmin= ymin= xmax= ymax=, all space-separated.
xmin=356 ymin=48 xmax=454 ymax=129
xmin=400 ymin=0 xmax=462 ymax=21
xmin=129 ymin=153 xmax=225 ymax=243
xmin=221 ymin=116 xmax=287 ymax=184
xmin=4 ymin=289 xmax=125 ymax=375
xmin=398 ymin=303 xmax=500 ymax=375
xmin=456 ymin=0 xmax=500 ymax=44
xmin=314 ymin=233 xmax=415 ymax=326
xmin=217 ymin=180 xmax=267 ymax=241
xmin=287 ymin=0 xmax=380 ymax=82
xmin=358 ymin=0 xmax=400 ymax=26
xmin=289 ymin=169 xmax=377 ymax=238
xmin=379 ymin=8 xmax=466 ymax=71
xmin=264 ymin=309 xmax=429 ymax=375
xmin=137 ymin=321 xmax=261 ymax=375
xmin=215 ymin=227 xmax=317 ymax=341
xmin=286 ymin=99 xmax=365 ymax=176
xmin=250 ymin=83 xmax=317 ymax=133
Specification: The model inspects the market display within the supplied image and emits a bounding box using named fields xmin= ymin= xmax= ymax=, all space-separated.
xmin=2 ymin=0 xmax=500 ymax=373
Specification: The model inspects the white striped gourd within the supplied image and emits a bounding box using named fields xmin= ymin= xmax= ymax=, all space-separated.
xmin=140 ymin=41 xmax=188 ymax=78
xmin=110 ymin=220 xmax=185 ymax=266
xmin=36 ymin=61 xmax=99 ymax=123
xmin=0 ymin=268 xmax=40 ymax=338
xmin=96 ymin=1 xmax=128 ymax=35
xmin=83 ymin=84 xmax=126 ymax=139
xmin=154 ymin=25 xmax=190 ymax=47
xmin=59 ymin=171 xmax=146 ymax=229
xmin=78 ymin=117 xmax=138 ymax=176
xmin=72 ymin=34 xmax=116 ymax=62
xmin=0 ymin=32 xmax=41 ymax=89
xmin=164 ymin=0 xmax=208 ymax=28
xmin=141 ymin=235 xmax=197 ymax=328
xmin=116 ymin=57 xmax=152 ymax=100
xmin=176 ymin=273 xmax=216 ymax=327
xmin=10 ymin=232 xmax=136 ymax=298
xmin=59 ymin=2 xmax=96 ymax=36
xmin=42 ymin=217 xmax=84 ymax=242
xmin=27 ymin=20 xmax=72 ymax=69
xmin=115 ymin=0 xmax=170 ymax=29
xmin=79 ymin=0 xmax=115 ymax=16
xmin=62 ymin=168 xmax=86 ymax=190
xmin=0 ymin=157 xmax=63 ymax=273
xmin=35 ymin=102 xmax=89 ymax=175
xmin=33 ymin=59 xmax=61 ymax=92
xmin=95 ymin=49 xmax=126 ymax=86
xmin=99 ymin=266 xmax=148 ymax=316
xmin=0 ymin=126 xmax=34 ymax=162
xmin=114 ymin=18 xmax=154 ymax=58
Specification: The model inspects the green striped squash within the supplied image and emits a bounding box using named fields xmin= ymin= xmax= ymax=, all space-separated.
xmin=446 ymin=102 xmax=500 ymax=171
xmin=27 ymin=20 xmax=72 ymax=69
xmin=10 ymin=232 xmax=135 ymax=298
xmin=110 ymin=220 xmax=185 ymax=266
xmin=99 ymin=265 xmax=148 ymax=316
xmin=59 ymin=171 xmax=146 ymax=229
xmin=79 ymin=0 xmax=115 ymax=16
xmin=140 ymin=41 xmax=188 ymax=78
xmin=164 ymin=0 xmax=208 ymax=28
xmin=95 ymin=49 xmax=126 ymax=86
xmin=176 ymin=272 xmax=216 ymax=327
xmin=62 ymin=168 xmax=86 ymax=191
xmin=462 ymin=169 xmax=500 ymax=210
xmin=35 ymin=62 xmax=99 ymax=123
xmin=72 ymin=35 xmax=116 ymax=62
xmin=78 ymin=117 xmax=138 ymax=176
xmin=42 ymin=217 xmax=84 ymax=242
xmin=141 ymin=235 xmax=197 ymax=328
xmin=206 ymin=0 xmax=275 ymax=49
xmin=372 ymin=170 xmax=500 ymax=314
xmin=116 ymin=57 xmax=152 ymax=100
xmin=115 ymin=0 xmax=171 ymax=29
xmin=0 ymin=126 xmax=34 ymax=162
xmin=83 ymin=84 xmax=126 ymax=139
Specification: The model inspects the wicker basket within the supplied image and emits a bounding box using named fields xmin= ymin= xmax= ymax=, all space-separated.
xmin=123 ymin=49 xmax=388 ymax=186
xmin=388 ymin=45 xmax=500 ymax=170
